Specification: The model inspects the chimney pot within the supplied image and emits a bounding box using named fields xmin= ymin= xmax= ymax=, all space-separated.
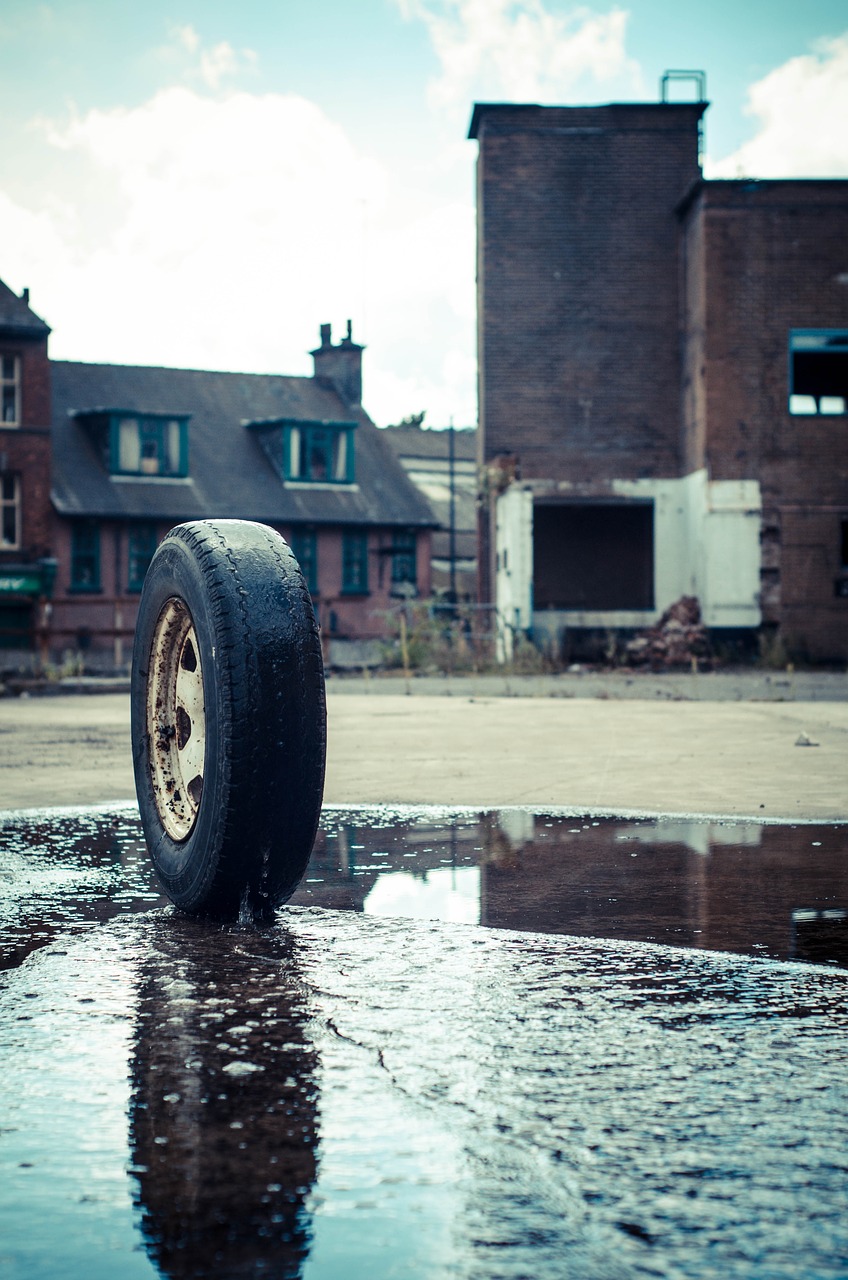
xmin=319 ymin=322 xmax=332 ymax=348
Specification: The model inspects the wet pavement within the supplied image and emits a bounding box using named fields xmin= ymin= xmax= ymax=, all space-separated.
xmin=2 ymin=806 xmax=848 ymax=1277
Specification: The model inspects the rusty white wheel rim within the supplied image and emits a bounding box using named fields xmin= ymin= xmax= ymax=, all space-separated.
xmin=147 ymin=598 xmax=206 ymax=841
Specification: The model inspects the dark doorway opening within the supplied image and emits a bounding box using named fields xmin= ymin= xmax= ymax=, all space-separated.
xmin=533 ymin=501 xmax=654 ymax=610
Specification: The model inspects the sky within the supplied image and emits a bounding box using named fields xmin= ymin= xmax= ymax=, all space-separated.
xmin=1 ymin=1 xmax=847 ymax=430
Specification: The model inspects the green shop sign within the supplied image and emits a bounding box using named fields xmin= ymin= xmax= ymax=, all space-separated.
xmin=0 ymin=574 xmax=42 ymax=595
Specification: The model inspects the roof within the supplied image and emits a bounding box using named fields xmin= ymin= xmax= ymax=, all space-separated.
xmin=468 ymin=100 xmax=707 ymax=140
xmin=0 ymin=279 xmax=51 ymax=338
xmin=51 ymin=360 xmax=437 ymax=529
xmin=379 ymin=423 xmax=477 ymax=464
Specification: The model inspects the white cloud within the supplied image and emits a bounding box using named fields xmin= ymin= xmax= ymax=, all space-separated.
xmin=0 ymin=84 xmax=475 ymax=425
xmin=708 ymin=33 xmax=848 ymax=178
xmin=159 ymin=23 xmax=258 ymax=90
xmin=396 ymin=0 xmax=643 ymax=110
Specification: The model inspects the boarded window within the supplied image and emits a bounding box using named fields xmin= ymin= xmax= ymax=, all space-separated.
xmin=789 ymin=331 xmax=848 ymax=415
xmin=533 ymin=502 xmax=654 ymax=610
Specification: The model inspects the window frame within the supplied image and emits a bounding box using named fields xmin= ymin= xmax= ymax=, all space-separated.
xmin=290 ymin=528 xmax=318 ymax=595
xmin=108 ymin=412 xmax=190 ymax=477
xmin=283 ymin=422 xmax=356 ymax=484
xmin=390 ymin=530 xmax=418 ymax=588
xmin=342 ymin=531 xmax=369 ymax=595
xmin=1 ymin=354 xmax=21 ymax=428
xmin=788 ymin=330 xmax=848 ymax=417
xmin=70 ymin=520 xmax=101 ymax=593
xmin=127 ymin=523 xmax=158 ymax=593
xmin=0 ymin=473 xmax=21 ymax=550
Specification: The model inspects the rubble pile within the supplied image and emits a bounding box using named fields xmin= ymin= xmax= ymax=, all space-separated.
xmin=624 ymin=596 xmax=711 ymax=670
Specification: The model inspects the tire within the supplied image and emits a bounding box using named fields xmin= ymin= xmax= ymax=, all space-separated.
xmin=130 ymin=519 xmax=326 ymax=920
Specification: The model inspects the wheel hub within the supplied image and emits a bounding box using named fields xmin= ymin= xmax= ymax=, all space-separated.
xmin=147 ymin=598 xmax=206 ymax=841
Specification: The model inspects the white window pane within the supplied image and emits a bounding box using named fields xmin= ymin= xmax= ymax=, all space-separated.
xmin=789 ymin=394 xmax=817 ymax=415
xmin=333 ymin=431 xmax=347 ymax=480
xmin=289 ymin=428 xmax=301 ymax=477
xmin=167 ymin=420 xmax=181 ymax=472
xmin=119 ymin=419 xmax=141 ymax=470
xmin=820 ymin=397 xmax=846 ymax=415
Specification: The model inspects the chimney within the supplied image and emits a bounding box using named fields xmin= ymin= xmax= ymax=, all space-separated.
xmin=310 ymin=320 xmax=364 ymax=407
xmin=22 ymin=287 xmax=30 ymax=305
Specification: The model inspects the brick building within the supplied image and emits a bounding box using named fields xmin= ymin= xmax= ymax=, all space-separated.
xmin=470 ymin=101 xmax=848 ymax=663
xmin=0 ymin=281 xmax=56 ymax=654
xmin=0 ymin=283 xmax=435 ymax=669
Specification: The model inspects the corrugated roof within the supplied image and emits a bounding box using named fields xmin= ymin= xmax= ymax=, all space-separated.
xmin=51 ymin=361 xmax=437 ymax=529
xmin=0 ymin=279 xmax=51 ymax=337
xmin=380 ymin=423 xmax=477 ymax=462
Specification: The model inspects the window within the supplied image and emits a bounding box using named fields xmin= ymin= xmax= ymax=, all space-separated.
xmin=110 ymin=413 xmax=188 ymax=476
xmin=1 ymin=474 xmax=20 ymax=549
xmin=71 ymin=521 xmax=101 ymax=591
xmin=391 ymin=531 xmax=417 ymax=587
xmin=342 ymin=532 xmax=369 ymax=594
xmin=283 ymin=423 xmax=355 ymax=483
xmin=789 ymin=331 xmax=848 ymax=416
xmin=290 ymin=528 xmax=318 ymax=594
xmin=128 ymin=524 xmax=157 ymax=592
xmin=1 ymin=355 xmax=20 ymax=427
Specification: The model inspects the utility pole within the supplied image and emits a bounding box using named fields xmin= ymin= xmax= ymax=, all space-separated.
xmin=448 ymin=417 xmax=457 ymax=606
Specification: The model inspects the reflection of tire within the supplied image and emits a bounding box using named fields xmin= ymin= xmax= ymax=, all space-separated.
xmin=131 ymin=519 xmax=326 ymax=919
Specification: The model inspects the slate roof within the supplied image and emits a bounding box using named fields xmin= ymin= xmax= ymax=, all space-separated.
xmin=0 ymin=280 xmax=51 ymax=337
xmin=51 ymin=360 xmax=437 ymax=529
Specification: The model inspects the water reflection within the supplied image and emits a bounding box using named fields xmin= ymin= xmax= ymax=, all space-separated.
xmin=1 ymin=806 xmax=846 ymax=972
xmin=129 ymin=916 xmax=319 ymax=1278
xmin=293 ymin=810 xmax=848 ymax=968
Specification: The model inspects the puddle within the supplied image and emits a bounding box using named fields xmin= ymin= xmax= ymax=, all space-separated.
xmin=1 ymin=805 xmax=847 ymax=971
xmin=1 ymin=810 xmax=848 ymax=1279
xmin=1 ymin=908 xmax=848 ymax=1280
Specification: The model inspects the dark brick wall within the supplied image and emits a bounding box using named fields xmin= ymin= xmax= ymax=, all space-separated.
xmin=0 ymin=334 xmax=52 ymax=561
xmin=475 ymin=103 xmax=705 ymax=482
xmin=683 ymin=182 xmax=848 ymax=660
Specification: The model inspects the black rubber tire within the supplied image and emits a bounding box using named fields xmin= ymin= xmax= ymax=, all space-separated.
xmin=130 ymin=519 xmax=326 ymax=920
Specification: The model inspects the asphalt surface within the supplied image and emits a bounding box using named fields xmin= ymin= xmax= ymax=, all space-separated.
xmin=2 ymin=674 xmax=847 ymax=1278
xmin=1 ymin=674 xmax=847 ymax=818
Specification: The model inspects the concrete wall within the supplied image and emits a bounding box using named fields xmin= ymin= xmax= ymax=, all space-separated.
xmin=500 ymin=470 xmax=761 ymax=652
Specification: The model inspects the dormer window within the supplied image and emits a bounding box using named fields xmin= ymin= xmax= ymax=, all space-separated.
xmin=248 ymin=417 xmax=356 ymax=485
xmin=287 ymin=423 xmax=352 ymax=482
xmin=1 ymin=355 xmax=20 ymax=427
xmin=112 ymin=413 xmax=188 ymax=476
xmin=73 ymin=409 xmax=190 ymax=478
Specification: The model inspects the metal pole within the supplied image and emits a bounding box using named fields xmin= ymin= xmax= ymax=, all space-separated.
xmin=448 ymin=418 xmax=457 ymax=605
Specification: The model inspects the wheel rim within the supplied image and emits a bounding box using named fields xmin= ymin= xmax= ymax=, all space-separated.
xmin=146 ymin=598 xmax=206 ymax=842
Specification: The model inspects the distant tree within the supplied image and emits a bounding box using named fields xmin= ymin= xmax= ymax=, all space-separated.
xmin=386 ymin=411 xmax=427 ymax=429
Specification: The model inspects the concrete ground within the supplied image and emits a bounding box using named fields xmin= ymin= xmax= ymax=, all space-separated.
xmin=1 ymin=674 xmax=846 ymax=819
